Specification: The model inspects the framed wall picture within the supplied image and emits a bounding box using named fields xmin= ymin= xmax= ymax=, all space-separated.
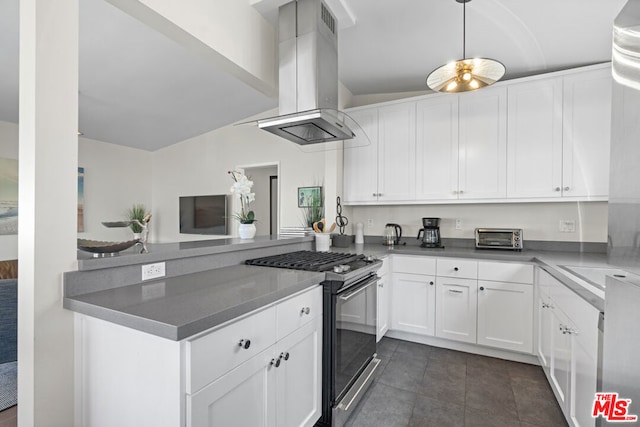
xmin=298 ymin=186 xmax=322 ymax=208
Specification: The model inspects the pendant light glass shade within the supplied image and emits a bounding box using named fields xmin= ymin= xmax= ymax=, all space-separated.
xmin=427 ymin=58 xmax=505 ymax=93
xmin=426 ymin=0 xmax=505 ymax=93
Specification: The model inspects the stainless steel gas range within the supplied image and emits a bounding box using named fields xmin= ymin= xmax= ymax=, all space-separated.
xmin=245 ymin=251 xmax=382 ymax=427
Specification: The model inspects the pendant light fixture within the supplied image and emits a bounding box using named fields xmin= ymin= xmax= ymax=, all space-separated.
xmin=426 ymin=0 xmax=505 ymax=93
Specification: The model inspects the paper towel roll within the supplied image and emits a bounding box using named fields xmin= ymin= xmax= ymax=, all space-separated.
xmin=355 ymin=222 xmax=364 ymax=244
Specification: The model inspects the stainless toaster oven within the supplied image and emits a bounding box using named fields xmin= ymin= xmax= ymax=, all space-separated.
xmin=475 ymin=228 xmax=523 ymax=251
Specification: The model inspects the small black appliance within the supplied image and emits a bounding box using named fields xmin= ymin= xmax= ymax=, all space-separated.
xmin=417 ymin=217 xmax=443 ymax=248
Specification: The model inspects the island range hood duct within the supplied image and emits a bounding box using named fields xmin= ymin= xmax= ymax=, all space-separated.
xmin=258 ymin=0 xmax=355 ymax=145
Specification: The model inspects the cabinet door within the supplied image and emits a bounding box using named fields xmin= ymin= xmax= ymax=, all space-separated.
xmin=187 ymin=350 xmax=276 ymax=427
xmin=377 ymin=102 xmax=416 ymax=201
xmin=276 ymin=316 xmax=322 ymax=427
xmin=537 ymin=292 xmax=552 ymax=371
xmin=562 ymin=67 xmax=612 ymax=198
xmin=458 ymin=86 xmax=507 ymax=200
xmin=477 ymin=280 xmax=533 ymax=353
xmin=390 ymin=273 xmax=436 ymax=336
xmin=343 ymin=108 xmax=379 ymax=203
xmin=435 ymin=277 xmax=478 ymax=343
xmin=416 ymin=95 xmax=459 ymax=200
xmin=549 ymin=306 xmax=572 ymax=411
xmin=570 ymin=339 xmax=597 ymax=427
xmin=507 ymin=78 xmax=563 ymax=198
xmin=377 ymin=274 xmax=389 ymax=342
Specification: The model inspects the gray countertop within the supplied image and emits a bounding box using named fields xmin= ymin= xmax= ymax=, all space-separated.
xmin=337 ymin=243 xmax=609 ymax=312
xmin=66 ymin=236 xmax=616 ymax=342
xmin=76 ymin=235 xmax=314 ymax=271
xmin=64 ymin=264 xmax=324 ymax=340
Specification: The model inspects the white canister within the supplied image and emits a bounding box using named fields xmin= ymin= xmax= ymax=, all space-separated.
xmin=355 ymin=222 xmax=364 ymax=244
xmin=315 ymin=233 xmax=331 ymax=251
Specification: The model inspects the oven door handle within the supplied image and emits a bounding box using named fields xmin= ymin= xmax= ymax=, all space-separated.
xmin=338 ymin=276 xmax=378 ymax=301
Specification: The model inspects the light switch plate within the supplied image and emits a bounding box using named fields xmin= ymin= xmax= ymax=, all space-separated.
xmin=455 ymin=219 xmax=462 ymax=230
xmin=142 ymin=262 xmax=166 ymax=281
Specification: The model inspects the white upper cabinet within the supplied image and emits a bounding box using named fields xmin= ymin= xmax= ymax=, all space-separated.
xmin=343 ymin=108 xmax=379 ymax=203
xmin=416 ymin=95 xmax=459 ymax=200
xmin=343 ymin=64 xmax=611 ymax=205
xmin=562 ymin=67 xmax=612 ymax=199
xmin=458 ymin=86 xmax=508 ymax=200
xmin=377 ymin=102 xmax=416 ymax=201
xmin=507 ymin=78 xmax=564 ymax=199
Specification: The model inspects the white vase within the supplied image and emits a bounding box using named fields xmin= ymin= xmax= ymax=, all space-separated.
xmin=133 ymin=232 xmax=142 ymax=241
xmin=238 ymin=223 xmax=256 ymax=239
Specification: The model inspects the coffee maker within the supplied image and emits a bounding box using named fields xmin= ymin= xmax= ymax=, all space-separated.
xmin=417 ymin=218 xmax=443 ymax=248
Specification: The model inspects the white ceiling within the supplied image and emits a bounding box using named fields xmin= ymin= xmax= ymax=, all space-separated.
xmin=0 ymin=0 xmax=627 ymax=151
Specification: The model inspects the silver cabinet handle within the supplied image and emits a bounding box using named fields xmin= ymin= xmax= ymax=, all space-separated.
xmin=378 ymin=283 xmax=384 ymax=288
xmin=429 ymin=281 xmax=434 ymax=286
xmin=378 ymin=193 xmax=383 ymax=197
xmin=449 ymin=289 xmax=463 ymax=294
xmin=238 ymin=339 xmax=251 ymax=350
xmin=554 ymin=187 xmax=561 ymax=192
xmin=564 ymin=186 xmax=570 ymax=191
xmin=459 ymin=190 xmax=464 ymax=194
xmin=372 ymin=193 xmax=377 ymax=197
xmin=300 ymin=307 xmax=310 ymax=315
xmin=479 ymin=286 xmax=485 ymax=291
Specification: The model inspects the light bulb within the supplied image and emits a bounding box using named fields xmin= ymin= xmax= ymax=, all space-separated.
xmin=446 ymin=81 xmax=458 ymax=91
xmin=462 ymin=72 xmax=471 ymax=81
xmin=470 ymin=79 xmax=479 ymax=89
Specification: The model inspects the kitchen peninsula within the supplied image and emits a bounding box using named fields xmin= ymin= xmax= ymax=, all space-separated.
xmin=64 ymin=233 xmax=618 ymax=427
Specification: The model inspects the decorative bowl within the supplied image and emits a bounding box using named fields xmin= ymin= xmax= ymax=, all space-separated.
xmin=77 ymin=239 xmax=138 ymax=256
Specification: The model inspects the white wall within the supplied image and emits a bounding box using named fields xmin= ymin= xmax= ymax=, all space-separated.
xmin=346 ymin=201 xmax=608 ymax=243
xmin=151 ymin=111 xmax=342 ymax=242
xmin=78 ymin=136 xmax=153 ymax=242
xmin=0 ymin=121 xmax=153 ymax=260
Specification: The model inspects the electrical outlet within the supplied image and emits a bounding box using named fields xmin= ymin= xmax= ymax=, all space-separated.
xmin=559 ymin=220 xmax=576 ymax=233
xmin=455 ymin=219 xmax=462 ymax=230
xmin=142 ymin=262 xmax=166 ymax=281
xmin=367 ymin=219 xmax=374 ymax=228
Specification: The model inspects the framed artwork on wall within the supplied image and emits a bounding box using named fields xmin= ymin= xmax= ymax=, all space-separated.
xmin=297 ymin=186 xmax=322 ymax=208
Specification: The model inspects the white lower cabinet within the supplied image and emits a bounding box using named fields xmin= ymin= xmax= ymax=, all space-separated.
xmin=391 ymin=272 xmax=436 ymax=336
xmin=75 ymin=285 xmax=322 ymax=427
xmin=188 ymin=316 xmax=321 ymax=427
xmin=477 ymin=280 xmax=533 ymax=353
xmin=376 ymin=257 xmax=390 ymax=341
xmin=435 ymin=276 xmax=478 ymax=343
xmin=188 ymin=349 xmax=276 ymax=427
xmin=537 ymin=268 xmax=599 ymax=427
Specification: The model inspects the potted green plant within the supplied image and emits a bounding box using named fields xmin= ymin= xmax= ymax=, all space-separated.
xmin=126 ymin=204 xmax=148 ymax=238
xmin=301 ymin=189 xmax=324 ymax=228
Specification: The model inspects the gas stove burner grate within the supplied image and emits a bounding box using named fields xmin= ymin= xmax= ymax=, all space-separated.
xmin=245 ymin=250 xmax=362 ymax=272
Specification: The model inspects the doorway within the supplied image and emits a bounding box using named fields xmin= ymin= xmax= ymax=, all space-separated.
xmin=238 ymin=163 xmax=279 ymax=237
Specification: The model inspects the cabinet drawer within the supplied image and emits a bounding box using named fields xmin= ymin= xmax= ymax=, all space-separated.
xmin=437 ymin=258 xmax=478 ymax=279
xmin=392 ymin=255 xmax=436 ymax=275
xmin=478 ymin=261 xmax=534 ymax=284
xmin=186 ymin=306 xmax=277 ymax=394
xmin=277 ymin=286 xmax=322 ymax=340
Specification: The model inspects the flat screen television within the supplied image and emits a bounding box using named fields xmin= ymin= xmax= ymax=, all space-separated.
xmin=179 ymin=195 xmax=228 ymax=235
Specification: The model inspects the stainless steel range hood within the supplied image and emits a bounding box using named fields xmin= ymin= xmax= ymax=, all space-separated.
xmin=258 ymin=0 xmax=355 ymax=144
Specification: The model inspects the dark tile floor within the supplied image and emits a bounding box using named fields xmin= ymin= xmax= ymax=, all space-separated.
xmin=345 ymin=337 xmax=568 ymax=427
